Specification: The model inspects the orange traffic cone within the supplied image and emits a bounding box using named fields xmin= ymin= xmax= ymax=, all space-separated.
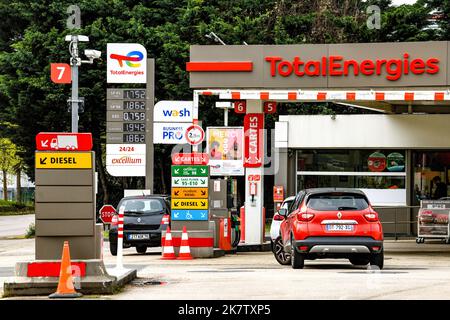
xmin=49 ymin=241 xmax=82 ymax=298
xmin=161 ymin=227 xmax=176 ymax=260
xmin=177 ymin=226 xmax=193 ymax=260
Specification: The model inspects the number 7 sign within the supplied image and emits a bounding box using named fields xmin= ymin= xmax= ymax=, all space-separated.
xmin=50 ymin=63 xmax=72 ymax=84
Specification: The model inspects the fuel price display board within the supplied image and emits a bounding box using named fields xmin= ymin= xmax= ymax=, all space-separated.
xmin=107 ymin=89 xmax=147 ymax=144
xmin=106 ymin=88 xmax=148 ymax=176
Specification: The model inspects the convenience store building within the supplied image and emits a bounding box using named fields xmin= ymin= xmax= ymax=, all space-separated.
xmin=187 ymin=41 xmax=450 ymax=239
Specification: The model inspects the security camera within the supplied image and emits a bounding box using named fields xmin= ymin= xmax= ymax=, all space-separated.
xmin=84 ymin=49 xmax=101 ymax=59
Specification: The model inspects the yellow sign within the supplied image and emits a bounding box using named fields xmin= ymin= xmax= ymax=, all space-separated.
xmin=171 ymin=199 xmax=208 ymax=210
xmin=172 ymin=188 xmax=208 ymax=199
xmin=36 ymin=152 xmax=92 ymax=169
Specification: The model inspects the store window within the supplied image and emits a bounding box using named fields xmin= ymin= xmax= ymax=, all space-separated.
xmin=413 ymin=151 xmax=450 ymax=205
xmin=296 ymin=150 xmax=406 ymax=206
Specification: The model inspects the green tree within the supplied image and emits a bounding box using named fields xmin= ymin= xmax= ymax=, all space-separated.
xmin=0 ymin=138 xmax=21 ymax=201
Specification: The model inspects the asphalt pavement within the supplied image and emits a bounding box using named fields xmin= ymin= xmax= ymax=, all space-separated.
xmin=0 ymin=215 xmax=34 ymax=238
xmin=2 ymin=238 xmax=450 ymax=299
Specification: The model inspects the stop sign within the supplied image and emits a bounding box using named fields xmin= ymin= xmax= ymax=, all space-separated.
xmin=99 ymin=205 xmax=116 ymax=224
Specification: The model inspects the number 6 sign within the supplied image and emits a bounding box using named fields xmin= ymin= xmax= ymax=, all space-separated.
xmin=234 ymin=100 xmax=246 ymax=114
xmin=50 ymin=63 xmax=72 ymax=84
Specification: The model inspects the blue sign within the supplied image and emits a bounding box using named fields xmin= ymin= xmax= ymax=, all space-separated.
xmin=171 ymin=209 xmax=208 ymax=221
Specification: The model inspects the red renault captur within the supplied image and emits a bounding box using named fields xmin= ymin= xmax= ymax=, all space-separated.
xmin=279 ymin=188 xmax=383 ymax=269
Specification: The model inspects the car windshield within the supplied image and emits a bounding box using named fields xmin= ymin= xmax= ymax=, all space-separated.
xmin=306 ymin=193 xmax=369 ymax=211
xmin=281 ymin=200 xmax=293 ymax=210
xmin=120 ymin=198 xmax=165 ymax=215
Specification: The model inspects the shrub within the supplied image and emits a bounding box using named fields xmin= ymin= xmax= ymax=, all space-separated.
xmin=25 ymin=223 xmax=35 ymax=238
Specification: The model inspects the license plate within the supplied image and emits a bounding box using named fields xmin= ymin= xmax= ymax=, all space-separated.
xmin=127 ymin=234 xmax=150 ymax=240
xmin=326 ymin=225 xmax=354 ymax=231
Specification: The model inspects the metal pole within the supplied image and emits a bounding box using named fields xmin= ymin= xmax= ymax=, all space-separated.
xmin=224 ymin=108 xmax=228 ymax=127
xmin=71 ymin=36 xmax=79 ymax=133
xmin=145 ymin=59 xmax=155 ymax=192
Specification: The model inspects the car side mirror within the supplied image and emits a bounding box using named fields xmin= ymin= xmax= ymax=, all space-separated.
xmin=279 ymin=208 xmax=288 ymax=217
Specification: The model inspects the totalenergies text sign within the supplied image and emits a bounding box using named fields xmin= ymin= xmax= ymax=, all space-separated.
xmin=187 ymin=41 xmax=450 ymax=88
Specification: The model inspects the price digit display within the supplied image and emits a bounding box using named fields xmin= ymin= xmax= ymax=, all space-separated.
xmin=123 ymin=89 xmax=145 ymax=100
xmin=124 ymin=101 xmax=145 ymax=110
xmin=123 ymin=123 xmax=145 ymax=132
xmin=123 ymin=112 xmax=145 ymax=121
xmin=123 ymin=134 xmax=145 ymax=143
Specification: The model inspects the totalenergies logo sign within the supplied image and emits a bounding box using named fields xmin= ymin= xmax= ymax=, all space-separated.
xmin=107 ymin=43 xmax=147 ymax=83
xmin=265 ymin=54 xmax=439 ymax=81
xmin=110 ymin=51 xmax=144 ymax=68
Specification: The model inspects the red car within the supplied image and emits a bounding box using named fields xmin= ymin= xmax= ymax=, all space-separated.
xmin=279 ymin=188 xmax=384 ymax=269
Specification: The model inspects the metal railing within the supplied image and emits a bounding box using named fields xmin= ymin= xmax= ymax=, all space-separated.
xmin=374 ymin=205 xmax=420 ymax=240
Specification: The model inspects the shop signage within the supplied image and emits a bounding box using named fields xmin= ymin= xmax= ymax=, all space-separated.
xmin=171 ymin=199 xmax=208 ymax=210
xmin=387 ymin=152 xmax=405 ymax=172
xmin=172 ymin=152 xmax=209 ymax=165
xmin=153 ymin=100 xmax=193 ymax=122
xmin=172 ymin=187 xmax=208 ymax=199
xmin=35 ymin=152 xmax=92 ymax=169
xmin=244 ymin=114 xmax=264 ymax=168
xmin=153 ymin=122 xmax=190 ymax=144
xmin=171 ymin=209 xmax=208 ymax=221
xmin=107 ymin=43 xmax=147 ymax=83
xmin=36 ymin=132 xmax=92 ymax=151
xmin=368 ymin=152 xmax=387 ymax=172
xmin=207 ymin=127 xmax=244 ymax=176
xmin=171 ymin=176 xmax=208 ymax=188
xmin=273 ymin=186 xmax=284 ymax=202
xmin=106 ymin=144 xmax=146 ymax=177
xmin=188 ymin=42 xmax=449 ymax=88
xmin=171 ymin=165 xmax=208 ymax=177
xmin=264 ymin=55 xmax=439 ymax=81
xmin=171 ymin=164 xmax=209 ymax=221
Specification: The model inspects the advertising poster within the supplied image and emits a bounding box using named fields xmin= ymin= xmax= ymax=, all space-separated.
xmin=206 ymin=127 xmax=244 ymax=176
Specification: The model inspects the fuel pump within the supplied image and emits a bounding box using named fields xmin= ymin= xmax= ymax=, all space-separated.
xmin=209 ymin=178 xmax=241 ymax=251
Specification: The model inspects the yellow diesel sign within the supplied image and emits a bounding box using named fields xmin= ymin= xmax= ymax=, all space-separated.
xmin=36 ymin=152 xmax=92 ymax=169
xmin=171 ymin=199 xmax=208 ymax=210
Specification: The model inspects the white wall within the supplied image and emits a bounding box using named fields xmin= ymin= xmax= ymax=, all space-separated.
xmin=278 ymin=114 xmax=450 ymax=149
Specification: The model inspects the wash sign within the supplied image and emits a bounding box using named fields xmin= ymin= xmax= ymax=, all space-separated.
xmin=154 ymin=101 xmax=193 ymax=122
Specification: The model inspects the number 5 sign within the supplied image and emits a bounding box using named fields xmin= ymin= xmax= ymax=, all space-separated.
xmin=50 ymin=63 xmax=72 ymax=84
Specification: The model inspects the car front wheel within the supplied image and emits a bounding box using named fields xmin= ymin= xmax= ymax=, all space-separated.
xmin=290 ymin=237 xmax=305 ymax=269
xmin=110 ymin=241 xmax=117 ymax=256
xmin=273 ymin=237 xmax=291 ymax=265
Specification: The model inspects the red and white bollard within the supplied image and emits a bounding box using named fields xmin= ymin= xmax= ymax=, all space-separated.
xmin=109 ymin=206 xmax=125 ymax=276
xmin=116 ymin=206 xmax=124 ymax=270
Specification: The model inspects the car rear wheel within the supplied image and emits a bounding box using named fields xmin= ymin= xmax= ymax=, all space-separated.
xmin=136 ymin=245 xmax=147 ymax=254
xmin=369 ymin=249 xmax=384 ymax=269
xmin=349 ymin=257 xmax=369 ymax=266
xmin=273 ymin=237 xmax=291 ymax=265
xmin=290 ymin=237 xmax=305 ymax=269
xmin=110 ymin=242 xmax=117 ymax=256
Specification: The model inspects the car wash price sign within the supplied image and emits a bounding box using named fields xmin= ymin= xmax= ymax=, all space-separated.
xmin=171 ymin=165 xmax=209 ymax=221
